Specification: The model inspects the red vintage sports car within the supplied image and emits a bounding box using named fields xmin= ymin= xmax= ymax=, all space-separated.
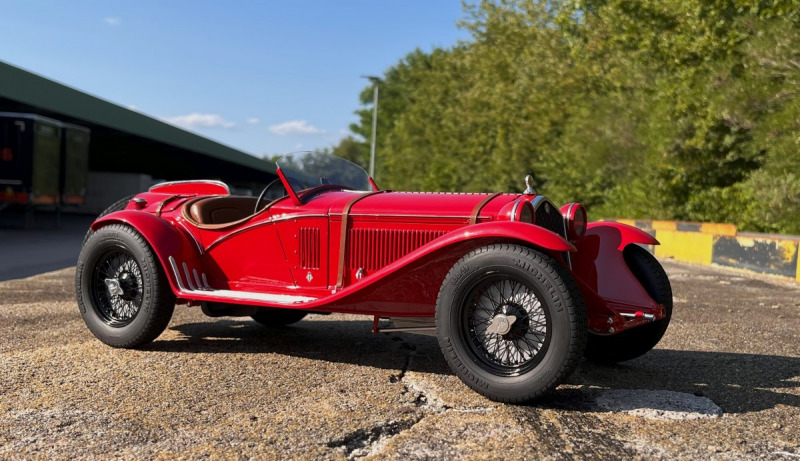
xmin=76 ymin=152 xmax=671 ymax=403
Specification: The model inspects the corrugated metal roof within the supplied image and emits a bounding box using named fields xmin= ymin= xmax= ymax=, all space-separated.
xmin=0 ymin=60 xmax=268 ymax=173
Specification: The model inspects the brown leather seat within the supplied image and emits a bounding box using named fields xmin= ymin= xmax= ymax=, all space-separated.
xmin=188 ymin=196 xmax=258 ymax=225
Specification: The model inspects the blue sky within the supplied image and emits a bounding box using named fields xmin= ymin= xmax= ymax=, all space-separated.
xmin=1 ymin=1 xmax=469 ymax=157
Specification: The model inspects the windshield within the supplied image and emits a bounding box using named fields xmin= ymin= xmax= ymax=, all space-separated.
xmin=275 ymin=151 xmax=371 ymax=194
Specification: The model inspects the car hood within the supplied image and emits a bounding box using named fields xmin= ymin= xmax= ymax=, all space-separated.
xmin=320 ymin=190 xmax=520 ymax=220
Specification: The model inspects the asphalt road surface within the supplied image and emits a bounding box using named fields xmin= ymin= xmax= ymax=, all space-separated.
xmin=0 ymin=212 xmax=94 ymax=282
xmin=0 ymin=260 xmax=797 ymax=459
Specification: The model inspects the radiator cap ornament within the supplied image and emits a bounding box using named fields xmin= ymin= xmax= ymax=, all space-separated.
xmin=524 ymin=175 xmax=536 ymax=195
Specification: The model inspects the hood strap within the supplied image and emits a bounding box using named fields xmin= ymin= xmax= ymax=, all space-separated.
xmin=469 ymin=193 xmax=503 ymax=225
xmin=336 ymin=190 xmax=386 ymax=289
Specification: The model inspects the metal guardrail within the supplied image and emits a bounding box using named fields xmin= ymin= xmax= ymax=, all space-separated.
xmin=608 ymin=219 xmax=800 ymax=283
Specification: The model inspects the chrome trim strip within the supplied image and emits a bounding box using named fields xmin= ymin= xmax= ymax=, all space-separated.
xmin=149 ymin=179 xmax=230 ymax=194
xmin=334 ymin=213 xmax=472 ymax=220
xmin=168 ymin=257 xmax=187 ymax=291
xmin=0 ymin=179 xmax=23 ymax=185
xmin=193 ymin=269 xmax=203 ymax=290
xmin=266 ymin=213 xmax=328 ymax=223
xmin=566 ymin=202 xmax=577 ymax=222
xmin=169 ymin=256 xmax=315 ymax=304
xmin=620 ymin=312 xmax=656 ymax=321
xmin=378 ymin=326 xmax=437 ymax=333
xmin=531 ymin=195 xmax=548 ymax=210
xmin=186 ymin=289 xmax=316 ymax=304
xmin=510 ymin=200 xmax=522 ymax=222
xmin=205 ymin=214 xmax=329 ymax=252
xmin=183 ymin=263 xmax=196 ymax=290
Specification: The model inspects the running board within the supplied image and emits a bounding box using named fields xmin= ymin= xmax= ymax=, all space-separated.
xmin=168 ymin=256 xmax=316 ymax=305
xmin=373 ymin=316 xmax=436 ymax=336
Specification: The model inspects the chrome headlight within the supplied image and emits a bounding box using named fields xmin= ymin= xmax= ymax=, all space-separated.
xmin=561 ymin=202 xmax=587 ymax=240
xmin=511 ymin=200 xmax=534 ymax=223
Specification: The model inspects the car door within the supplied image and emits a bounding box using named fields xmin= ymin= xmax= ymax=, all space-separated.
xmin=272 ymin=215 xmax=330 ymax=293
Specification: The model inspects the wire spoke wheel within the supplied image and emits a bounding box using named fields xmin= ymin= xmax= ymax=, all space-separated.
xmin=77 ymin=224 xmax=175 ymax=348
xmin=436 ymin=244 xmax=586 ymax=403
xmin=463 ymin=275 xmax=551 ymax=376
xmin=90 ymin=249 xmax=144 ymax=326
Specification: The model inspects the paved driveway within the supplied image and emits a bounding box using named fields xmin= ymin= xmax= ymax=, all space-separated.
xmin=0 ymin=212 xmax=93 ymax=282
xmin=0 ymin=260 xmax=797 ymax=459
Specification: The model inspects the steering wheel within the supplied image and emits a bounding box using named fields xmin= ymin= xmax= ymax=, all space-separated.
xmin=254 ymin=179 xmax=285 ymax=214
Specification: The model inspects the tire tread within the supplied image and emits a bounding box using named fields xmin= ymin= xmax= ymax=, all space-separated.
xmin=435 ymin=243 xmax=587 ymax=403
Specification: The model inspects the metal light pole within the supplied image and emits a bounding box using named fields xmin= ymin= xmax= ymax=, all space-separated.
xmin=361 ymin=75 xmax=381 ymax=179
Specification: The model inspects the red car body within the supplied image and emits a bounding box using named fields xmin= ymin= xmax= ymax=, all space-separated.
xmin=77 ymin=153 xmax=671 ymax=403
xmin=93 ymin=179 xmax=663 ymax=333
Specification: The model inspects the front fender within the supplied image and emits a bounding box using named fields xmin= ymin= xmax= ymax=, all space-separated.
xmin=571 ymin=222 xmax=661 ymax=331
xmin=587 ymin=221 xmax=659 ymax=250
xmin=92 ymin=211 xmax=202 ymax=296
xmin=324 ymin=221 xmax=575 ymax=316
xmin=449 ymin=221 xmax=576 ymax=252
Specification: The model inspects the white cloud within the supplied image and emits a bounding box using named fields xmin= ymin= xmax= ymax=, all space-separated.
xmin=162 ymin=113 xmax=236 ymax=130
xmin=268 ymin=120 xmax=324 ymax=135
xmin=246 ymin=117 xmax=260 ymax=124
xmin=104 ymin=17 xmax=121 ymax=26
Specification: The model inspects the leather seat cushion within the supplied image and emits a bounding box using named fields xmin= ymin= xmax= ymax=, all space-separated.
xmin=189 ymin=196 xmax=258 ymax=225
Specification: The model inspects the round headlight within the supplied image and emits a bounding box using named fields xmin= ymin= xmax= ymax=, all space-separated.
xmin=516 ymin=201 xmax=534 ymax=223
xmin=561 ymin=203 xmax=587 ymax=240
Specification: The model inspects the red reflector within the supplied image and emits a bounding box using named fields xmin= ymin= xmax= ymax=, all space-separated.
xmin=1 ymin=148 xmax=12 ymax=162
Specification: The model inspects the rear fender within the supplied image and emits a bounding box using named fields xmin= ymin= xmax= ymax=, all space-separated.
xmin=571 ymin=222 xmax=663 ymax=333
xmin=91 ymin=211 xmax=203 ymax=296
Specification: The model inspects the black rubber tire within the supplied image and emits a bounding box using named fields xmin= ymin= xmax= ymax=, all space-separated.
xmin=435 ymin=244 xmax=587 ymax=403
xmin=251 ymin=308 xmax=308 ymax=327
xmin=584 ymin=245 xmax=673 ymax=364
xmin=82 ymin=195 xmax=135 ymax=245
xmin=76 ymin=224 xmax=175 ymax=348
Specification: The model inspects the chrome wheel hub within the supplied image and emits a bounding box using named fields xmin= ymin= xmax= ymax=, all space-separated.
xmin=465 ymin=277 xmax=551 ymax=374
xmin=105 ymin=278 xmax=124 ymax=297
xmin=486 ymin=313 xmax=517 ymax=336
xmin=92 ymin=252 xmax=143 ymax=326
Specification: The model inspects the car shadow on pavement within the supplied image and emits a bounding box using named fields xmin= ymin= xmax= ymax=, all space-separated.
xmin=557 ymin=349 xmax=800 ymax=414
xmin=149 ymin=320 xmax=799 ymax=413
xmin=147 ymin=318 xmax=450 ymax=376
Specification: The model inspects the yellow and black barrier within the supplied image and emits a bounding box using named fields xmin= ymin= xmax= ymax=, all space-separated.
xmin=609 ymin=219 xmax=800 ymax=283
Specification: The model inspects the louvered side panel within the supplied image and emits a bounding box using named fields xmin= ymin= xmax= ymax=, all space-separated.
xmin=349 ymin=228 xmax=447 ymax=271
xmin=299 ymin=227 xmax=320 ymax=269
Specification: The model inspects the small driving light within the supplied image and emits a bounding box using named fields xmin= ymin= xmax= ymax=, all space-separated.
xmin=560 ymin=203 xmax=587 ymax=241
xmin=518 ymin=201 xmax=533 ymax=223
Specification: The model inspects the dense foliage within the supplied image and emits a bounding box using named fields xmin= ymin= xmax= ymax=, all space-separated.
xmin=332 ymin=0 xmax=800 ymax=234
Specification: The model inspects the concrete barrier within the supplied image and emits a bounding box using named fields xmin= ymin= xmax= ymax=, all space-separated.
xmin=608 ymin=219 xmax=800 ymax=283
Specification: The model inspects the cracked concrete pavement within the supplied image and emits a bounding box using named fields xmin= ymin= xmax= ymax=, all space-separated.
xmin=0 ymin=260 xmax=798 ymax=459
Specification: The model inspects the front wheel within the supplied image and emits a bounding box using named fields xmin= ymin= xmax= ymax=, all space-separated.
xmin=584 ymin=245 xmax=673 ymax=363
xmin=436 ymin=244 xmax=587 ymax=403
xmin=76 ymin=224 xmax=175 ymax=348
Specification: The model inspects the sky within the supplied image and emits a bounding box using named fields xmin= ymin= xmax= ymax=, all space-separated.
xmin=1 ymin=1 xmax=470 ymax=158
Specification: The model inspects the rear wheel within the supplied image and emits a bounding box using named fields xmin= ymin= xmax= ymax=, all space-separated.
xmin=76 ymin=224 xmax=175 ymax=348
xmin=436 ymin=244 xmax=587 ymax=403
xmin=251 ymin=308 xmax=308 ymax=327
xmin=584 ymin=245 xmax=673 ymax=363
